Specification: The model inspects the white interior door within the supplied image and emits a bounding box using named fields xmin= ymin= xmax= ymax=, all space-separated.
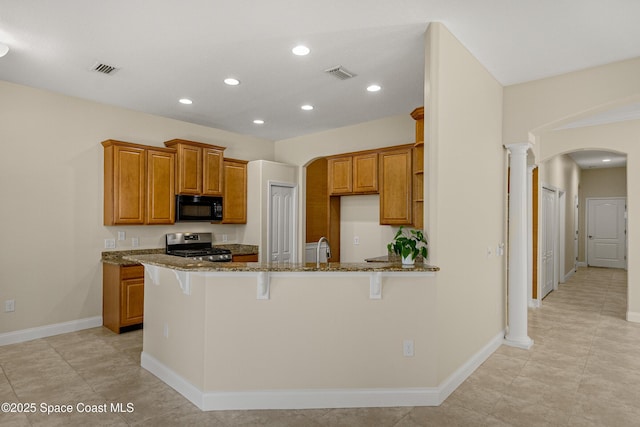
xmin=269 ymin=183 xmax=296 ymax=263
xmin=541 ymin=187 xmax=556 ymax=298
xmin=587 ymin=198 xmax=626 ymax=268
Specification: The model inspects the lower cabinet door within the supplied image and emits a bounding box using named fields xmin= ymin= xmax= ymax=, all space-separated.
xmin=121 ymin=278 xmax=144 ymax=326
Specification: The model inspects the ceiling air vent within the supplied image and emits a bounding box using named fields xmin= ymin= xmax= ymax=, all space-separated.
xmin=90 ymin=62 xmax=119 ymax=75
xmin=325 ymin=66 xmax=356 ymax=80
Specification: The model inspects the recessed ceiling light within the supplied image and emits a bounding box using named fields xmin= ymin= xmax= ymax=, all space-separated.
xmin=0 ymin=42 xmax=10 ymax=58
xmin=602 ymin=158 xmax=611 ymax=162
xmin=179 ymin=98 xmax=193 ymax=105
xmin=367 ymin=84 xmax=382 ymax=92
xmin=292 ymin=45 xmax=310 ymax=56
xmin=253 ymin=119 xmax=265 ymax=124
xmin=224 ymin=78 xmax=240 ymax=86
xmin=301 ymin=104 xmax=314 ymax=111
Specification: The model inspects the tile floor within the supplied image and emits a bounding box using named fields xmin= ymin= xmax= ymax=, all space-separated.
xmin=1 ymin=267 xmax=638 ymax=426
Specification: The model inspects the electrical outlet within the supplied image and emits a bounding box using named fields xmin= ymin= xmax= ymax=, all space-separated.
xmin=104 ymin=238 xmax=116 ymax=249
xmin=132 ymin=237 xmax=139 ymax=248
xmin=5 ymin=299 xmax=15 ymax=312
xmin=403 ymin=339 xmax=414 ymax=357
xmin=222 ymin=234 xmax=228 ymax=242
xmin=353 ymin=236 xmax=360 ymax=245
xmin=117 ymin=231 xmax=126 ymax=241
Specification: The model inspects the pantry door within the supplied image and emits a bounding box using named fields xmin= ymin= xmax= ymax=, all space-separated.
xmin=269 ymin=183 xmax=297 ymax=263
xmin=587 ymin=198 xmax=626 ymax=269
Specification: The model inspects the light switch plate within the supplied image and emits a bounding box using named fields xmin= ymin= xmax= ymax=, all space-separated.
xmin=403 ymin=339 xmax=414 ymax=357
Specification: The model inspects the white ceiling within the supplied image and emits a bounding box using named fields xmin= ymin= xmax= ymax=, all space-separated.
xmin=1 ymin=1 xmax=640 ymax=141
xmin=568 ymin=150 xmax=627 ymax=169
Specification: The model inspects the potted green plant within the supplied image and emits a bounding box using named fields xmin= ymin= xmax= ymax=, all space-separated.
xmin=387 ymin=226 xmax=428 ymax=266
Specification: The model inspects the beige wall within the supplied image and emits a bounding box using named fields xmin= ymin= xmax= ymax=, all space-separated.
xmin=425 ymin=23 xmax=506 ymax=382
xmin=578 ymin=167 xmax=627 ymax=262
xmin=504 ymin=58 xmax=640 ymax=321
xmin=339 ymin=195 xmax=397 ymax=262
xmin=503 ymin=57 xmax=640 ymax=145
xmin=0 ymin=81 xmax=273 ymax=334
xmin=539 ymin=154 xmax=581 ymax=276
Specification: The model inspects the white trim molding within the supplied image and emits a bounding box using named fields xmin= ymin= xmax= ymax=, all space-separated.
xmin=141 ymin=330 xmax=505 ymax=411
xmin=0 ymin=316 xmax=102 ymax=346
xmin=627 ymin=311 xmax=640 ymax=323
xmin=564 ymin=268 xmax=576 ymax=282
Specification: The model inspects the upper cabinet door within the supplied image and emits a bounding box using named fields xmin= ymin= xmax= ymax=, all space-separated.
xmin=379 ymin=147 xmax=413 ymax=225
xmin=146 ymin=148 xmax=175 ymax=225
xmin=202 ymin=147 xmax=224 ymax=196
xmin=176 ymin=144 xmax=202 ymax=195
xmin=164 ymin=139 xmax=226 ymax=196
xmin=103 ymin=142 xmax=146 ymax=225
xmin=328 ymin=156 xmax=353 ymax=195
xmin=222 ymin=159 xmax=248 ymax=224
xmin=353 ymin=152 xmax=378 ymax=194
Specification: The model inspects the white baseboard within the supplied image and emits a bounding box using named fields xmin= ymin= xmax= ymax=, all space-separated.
xmin=0 ymin=316 xmax=103 ymax=346
xmin=576 ymin=262 xmax=587 ymax=268
xmin=564 ymin=268 xmax=576 ymax=282
xmin=528 ymin=299 xmax=541 ymax=308
xmin=627 ymin=311 xmax=640 ymax=323
xmin=436 ymin=330 xmax=505 ymax=403
xmin=141 ymin=330 xmax=505 ymax=411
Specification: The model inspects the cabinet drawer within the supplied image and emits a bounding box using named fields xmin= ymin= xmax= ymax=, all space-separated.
xmin=232 ymin=254 xmax=258 ymax=262
xmin=121 ymin=265 xmax=144 ymax=280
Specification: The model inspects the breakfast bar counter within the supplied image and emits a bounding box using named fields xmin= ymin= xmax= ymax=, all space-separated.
xmin=123 ymin=253 xmax=439 ymax=272
xmin=126 ymin=253 xmax=440 ymax=411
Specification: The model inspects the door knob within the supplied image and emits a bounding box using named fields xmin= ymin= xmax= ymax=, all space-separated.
xmin=588 ymin=235 xmax=593 ymax=239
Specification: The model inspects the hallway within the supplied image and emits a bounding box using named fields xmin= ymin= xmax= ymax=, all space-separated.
xmin=0 ymin=268 xmax=638 ymax=426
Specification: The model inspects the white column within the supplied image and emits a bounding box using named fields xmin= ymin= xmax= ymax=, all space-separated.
xmin=505 ymin=143 xmax=534 ymax=349
xmin=526 ymin=165 xmax=539 ymax=308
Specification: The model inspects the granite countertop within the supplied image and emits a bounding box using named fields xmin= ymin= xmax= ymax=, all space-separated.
xmin=101 ymin=248 xmax=165 ymax=265
xmin=121 ymin=253 xmax=439 ymax=273
xmin=365 ymin=254 xmax=424 ymax=263
xmin=102 ymin=244 xmax=259 ymax=266
xmin=212 ymin=243 xmax=258 ymax=256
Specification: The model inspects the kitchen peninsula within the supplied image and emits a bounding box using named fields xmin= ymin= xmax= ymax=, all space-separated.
xmin=123 ymin=253 xmax=440 ymax=411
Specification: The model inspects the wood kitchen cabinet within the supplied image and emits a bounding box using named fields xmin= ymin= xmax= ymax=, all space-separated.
xmin=411 ymin=107 xmax=425 ymax=230
xmin=306 ymin=158 xmax=341 ymax=261
xmin=379 ymin=145 xmax=413 ymax=225
xmin=164 ymin=139 xmax=225 ymax=196
xmin=232 ymin=253 xmax=258 ymax=262
xmin=328 ymin=152 xmax=378 ymax=195
xmin=222 ymin=158 xmax=248 ymax=224
xmin=103 ymin=263 xmax=144 ymax=333
xmin=328 ymin=156 xmax=352 ymax=194
xmin=102 ymin=140 xmax=175 ymax=225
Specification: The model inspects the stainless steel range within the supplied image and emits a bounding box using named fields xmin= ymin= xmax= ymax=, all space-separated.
xmin=165 ymin=232 xmax=232 ymax=262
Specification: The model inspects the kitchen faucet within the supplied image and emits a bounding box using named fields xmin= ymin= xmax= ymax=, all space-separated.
xmin=316 ymin=236 xmax=332 ymax=268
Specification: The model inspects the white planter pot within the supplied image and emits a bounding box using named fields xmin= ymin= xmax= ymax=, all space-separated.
xmin=401 ymin=254 xmax=415 ymax=266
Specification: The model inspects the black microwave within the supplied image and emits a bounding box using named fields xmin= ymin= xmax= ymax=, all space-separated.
xmin=175 ymin=195 xmax=223 ymax=222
